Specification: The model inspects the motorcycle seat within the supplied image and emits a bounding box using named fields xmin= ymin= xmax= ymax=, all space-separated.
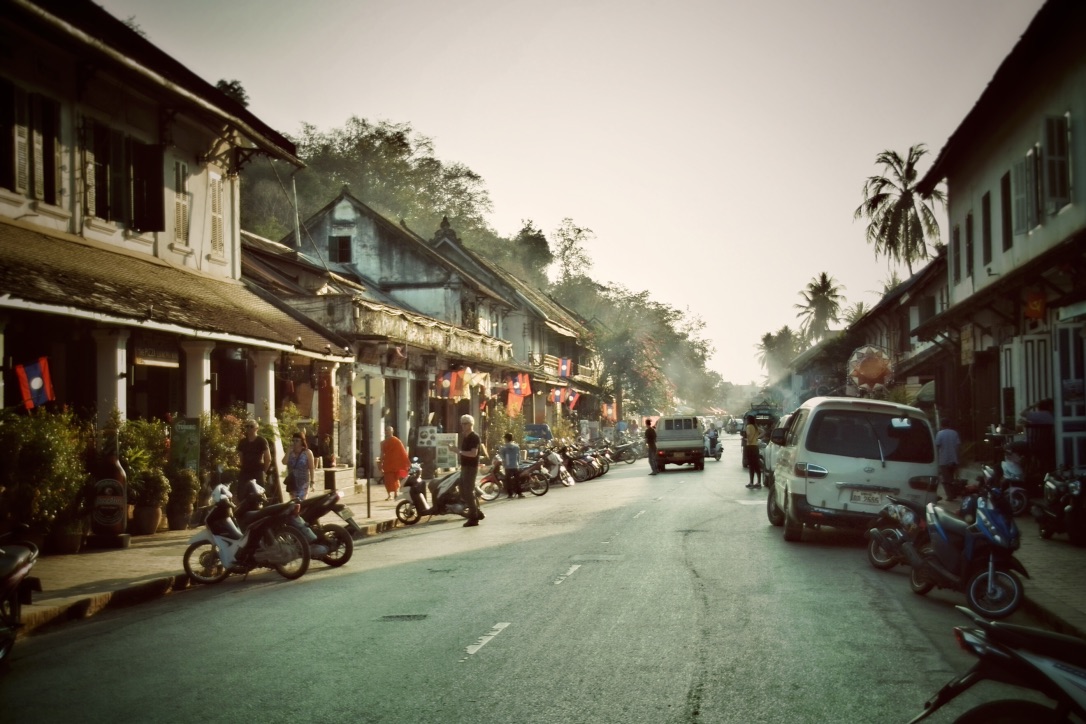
xmin=0 ymin=544 xmax=36 ymax=579
xmin=931 ymin=505 xmax=971 ymax=536
xmin=239 ymin=500 xmax=296 ymax=528
xmin=987 ymin=621 xmax=1086 ymax=669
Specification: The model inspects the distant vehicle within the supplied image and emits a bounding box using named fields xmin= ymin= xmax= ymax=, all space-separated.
xmin=654 ymin=415 xmax=706 ymax=471
xmin=524 ymin=424 xmax=554 ymax=460
xmin=724 ymin=417 xmax=740 ymax=435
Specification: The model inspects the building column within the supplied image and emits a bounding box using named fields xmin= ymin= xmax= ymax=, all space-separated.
xmin=250 ymin=350 xmax=282 ymax=495
xmin=92 ymin=328 xmax=130 ymax=429
xmin=340 ymin=363 xmax=357 ymax=476
xmin=180 ymin=340 xmax=216 ymax=419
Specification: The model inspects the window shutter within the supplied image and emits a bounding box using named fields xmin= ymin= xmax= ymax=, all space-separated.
xmin=951 ymin=225 xmax=961 ymax=284
xmin=29 ymin=94 xmax=44 ymax=200
xmin=174 ymin=161 xmax=189 ymax=244
xmin=210 ymin=174 xmax=224 ymax=255
xmin=109 ymin=130 xmax=125 ymax=223
xmin=83 ymin=117 xmax=96 ymax=215
xmin=130 ymin=141 xmax=164 ymax=232
xmin=14 ymin=87 xmax=28 ymax=194
xmin=1045 ymin=115 xmax=1070 ymax=212
xmin=1012 ymin=158 xmax=1027 ymax=234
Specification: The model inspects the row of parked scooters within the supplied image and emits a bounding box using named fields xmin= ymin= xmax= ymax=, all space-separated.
xmin=866 ymin=461 xmax=1086 ymax=719
xmin=394 ymin=438 xmax=634 ymax=526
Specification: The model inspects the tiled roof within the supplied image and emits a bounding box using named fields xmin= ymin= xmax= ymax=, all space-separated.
xmin=0 ymin=219 xmax=352 ymax=360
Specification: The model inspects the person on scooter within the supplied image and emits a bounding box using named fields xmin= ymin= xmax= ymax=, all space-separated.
xmin=499 ymin=432 xmax=523 ymax=499
xmin=450 ymin=414 xmax=484 ymax=527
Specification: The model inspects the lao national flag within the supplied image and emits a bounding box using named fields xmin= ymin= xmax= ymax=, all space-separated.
xmin=436 ymin=371 xmax=452 ymax=398
xmin=16 ymin=357 xmax=55 ymax=410
xmin=568 ymin=392 xmax=580 ymax=409
xmin=558 ymin=358 xmax=572 ymax=378
xmin=549 ymin=388 xmax=560 ymax=403
xmin=511 ymin=374 xmax=523 ymax=396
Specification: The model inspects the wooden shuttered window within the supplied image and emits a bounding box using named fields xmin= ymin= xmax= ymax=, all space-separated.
xmin=130 ymin=140 xmax=164 ymax=232
xmin=1045 ymin=114 xmax=1070 ymax=213
xmin=174 ymin=161 xmax=189 ymax=244
xmin=0 ymin=82 xmax=59 ymax=203
xmin=210 ymin=174 xmax=224 ymax=256
xmin=83 ymin=117 xmax=164 ymax=231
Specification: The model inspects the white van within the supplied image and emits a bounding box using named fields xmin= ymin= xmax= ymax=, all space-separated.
xmin=766 ymin=397 xmax=939 ymax=542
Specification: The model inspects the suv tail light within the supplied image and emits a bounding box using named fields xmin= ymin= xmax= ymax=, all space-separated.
xmin=793 ymin=463 xmax=828 ymax=479
xmin=908 ymin=475 xmax=938 ymax=492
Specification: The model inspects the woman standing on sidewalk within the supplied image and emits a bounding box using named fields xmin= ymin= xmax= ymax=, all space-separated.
xmin=283 ymin=433 xmax=315 ymax=500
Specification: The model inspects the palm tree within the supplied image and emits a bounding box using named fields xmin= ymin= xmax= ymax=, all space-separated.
xmin=854 ymin=144 xmax=946 ymax=274
xmin=755 ymin=326 xmax=803 ymax=382
xmin=795 ymin=273 xmax=844 ymax=343
xmin=843 ymin=301 xmax=870 ymax=325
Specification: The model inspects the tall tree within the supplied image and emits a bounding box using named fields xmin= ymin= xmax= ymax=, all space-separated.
xmin=795 ymin=272 xmax=844 ymax=343
xmin=854 ymin=144 xmax=946 ymax=274
xmin=756 ymin=326 xmax=803 ymax=383
xmin=843 ymin=301 xmax=870 ymax=325
xmin=550 ymin=218 xmax=593 ymax=287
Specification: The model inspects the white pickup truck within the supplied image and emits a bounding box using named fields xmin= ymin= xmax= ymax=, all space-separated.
xmin=654 ymin=415 xmax=705 ymax=471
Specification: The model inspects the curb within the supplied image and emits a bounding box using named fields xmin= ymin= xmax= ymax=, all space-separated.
xmin=19 ymin=517 xmax=401 ymax=639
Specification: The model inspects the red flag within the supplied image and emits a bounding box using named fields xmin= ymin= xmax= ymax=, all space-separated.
xmin=16 ymin=357 xmax=55 ymax=410
xmin=568 ymin=392 xmax=580 ymax=409
xmin=450 ymin=369 xmax=465 ymax=398
xmin=519 ymin=373 xmax=532 ymax=396
xmin=507 ymin=391 xmax=523 ymax=416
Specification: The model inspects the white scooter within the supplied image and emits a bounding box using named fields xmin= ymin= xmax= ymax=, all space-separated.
xmin=981 ymin=442 xmax=1030 ymax=516
xmin=545 ymin=447 xmax=575 ymax=487
xmin=182 ymin=483 xmax=311 ymax=584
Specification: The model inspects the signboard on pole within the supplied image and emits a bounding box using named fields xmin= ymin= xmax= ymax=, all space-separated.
xmin=435 ymin=432 xmax=459 ymax=468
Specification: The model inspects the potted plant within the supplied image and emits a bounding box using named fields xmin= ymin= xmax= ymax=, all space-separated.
xmin=166 ymin=467 xmax=200 ymax=530
xmin=128 ymin=468 xmax=170 ymax=535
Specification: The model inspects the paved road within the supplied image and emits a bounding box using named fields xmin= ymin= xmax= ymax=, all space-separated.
xmin=2 ymin=446 xmax=1054 ymax=723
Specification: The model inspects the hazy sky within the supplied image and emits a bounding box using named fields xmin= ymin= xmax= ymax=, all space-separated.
xmin=98 ymin=0 xmax=1046 ymax=386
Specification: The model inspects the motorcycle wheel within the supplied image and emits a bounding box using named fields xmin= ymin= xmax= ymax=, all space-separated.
xmin=952 ymin=699 xmax=1060 ymax=724
xmin=866 ymin=528 xmax=898 ymax=570
xmin=572 ymin=462 xmax=590 ymax=482
xmin=478 ymin=478 xmax=502 ymax=502
xmin=714 ymin=453 xmax=722 ymax=461
xmin=599 ymin=457 xmax=610 ymax=475
xmin=1038 ymin=520 xmax=1055 ymax=540
xmin=528 ymin=472 xmax=549 ymax=496
xmin=183 ymin=540 xmax=230 ymax=585
xmin=271 ymin=525 xmax=310 ymax=580
xmin=622 ymin=449 xmax=637 ymax=464
xmin=966 ymin=568 xmax=1023 ymax=619
xmin=909 ymin=544 xmax=936 ymax=595
xmin=1008 ymin=489 xmax=1028 ymax=517
xmin=318 ymin=524 xmax=353 ymax=567
xmin=396 ymin=499 xmax=421 ymax=525
xmin=766 ymin=488 xmax=784 ymax=527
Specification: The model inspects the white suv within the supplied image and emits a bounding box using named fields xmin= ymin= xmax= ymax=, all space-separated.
xmin=766 ymin=397 xmax=939 ymax=542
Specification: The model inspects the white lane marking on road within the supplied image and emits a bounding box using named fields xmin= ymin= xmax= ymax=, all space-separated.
xmin=633 ymin=510 xmax=646 ymax=519
xmin=554 ymin=564 xmax=581 ymax=585
xmin=461 ymin=622 xmax=510 ymax=661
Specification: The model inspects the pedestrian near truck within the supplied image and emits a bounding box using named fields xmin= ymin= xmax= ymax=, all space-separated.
xmin=645 ymin=419 xmax=658 ymax=475
xmin=744 ymin=414 xmax=762 ymax=488
xmin=935 ymin=418 xmax=961 ymax=497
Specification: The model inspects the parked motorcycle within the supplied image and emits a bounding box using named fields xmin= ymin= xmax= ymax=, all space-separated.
xmin=396 ymin=466 xmax=485 ymax=525
xmin=612 ymin=439 xmax=640 ymax=464
xmin=297 ymin=490 xmax=355 ymax=567
xmin=0 ymin=529 xmax=41 ymax=668
xmin=901 ymin=486 xmax=1028 ymax=619
xmin=980 ymin=441 xmax=1030 ymax=516
xmin=543 ymin=447 xmax=575 ymax=487
xmin=865 ymin=495 xmax=929 ymax=570
xmin=477 ymin=462 xmax=505 ymax=502
xmin=1032 ymin=465 xmax=1086 ymax=546
xmin=907 ymin=605 xmax=1086 ymax=723
xmin=183 ymin=483 xmax=311 ymax=584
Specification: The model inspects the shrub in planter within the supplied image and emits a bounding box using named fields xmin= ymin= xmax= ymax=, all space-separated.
xmin=0 ymin=407 xmax=92 ymax=537
xmin=128 ymin=468 xmax=170 ymax=535
xmin=166 ymin=467 xmax=200 ymax=530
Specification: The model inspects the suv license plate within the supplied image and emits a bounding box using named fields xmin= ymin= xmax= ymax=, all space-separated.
xmin=850 ymin=490 xmax=883 ymax=505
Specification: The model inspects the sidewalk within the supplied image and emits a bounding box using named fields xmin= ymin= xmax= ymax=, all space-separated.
xmin=15 ymin=472 xmax=1086 ymax=640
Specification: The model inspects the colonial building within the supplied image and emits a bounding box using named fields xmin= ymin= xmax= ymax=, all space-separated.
xmin=916 ymin=0 xmax=1086 ymax=470
xmin=0 ymin=1 xmax=352 ymax=449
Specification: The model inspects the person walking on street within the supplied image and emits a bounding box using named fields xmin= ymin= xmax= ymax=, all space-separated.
xmin=645 ymin=419 xmax=658 ymax=475
xmin=744 ymin=414 xmax=762 ymax=488
xmin=238 ymin=419 xmax=271 ymax=487
xmin=499 ymin=432 xmax=523 ymax=498
xmin=380 ymin=425 xmax=410 ymax=501
xmin=283 ymin=432 xmax=315 ymax=500
xmin=935 ymin=418 xmax=961 ymax=498
xmin=450 ymin=414 xmax=484 ymax=526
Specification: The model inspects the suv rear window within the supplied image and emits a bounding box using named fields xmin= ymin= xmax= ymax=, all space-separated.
xmin=806 ymin=410 xmax=933 ymax=463
xmin=664 ymin=418 xmax=697 ymax=431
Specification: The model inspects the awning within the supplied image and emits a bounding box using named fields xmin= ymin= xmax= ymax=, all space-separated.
xmin=0 ymin=219 xmax=353 ymax=362
xmin=544 ymin=320 xmax=578 ymax=338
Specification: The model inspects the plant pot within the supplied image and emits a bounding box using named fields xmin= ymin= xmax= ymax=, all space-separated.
xmin=166 ymin=506 xmax=192 ymax=531
xmin=130 ymin=505 xmax=163 ymax=535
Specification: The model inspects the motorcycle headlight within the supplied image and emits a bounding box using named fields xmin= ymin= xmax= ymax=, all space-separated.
xmin=899 ymin=509 xmax=916 ymax=528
